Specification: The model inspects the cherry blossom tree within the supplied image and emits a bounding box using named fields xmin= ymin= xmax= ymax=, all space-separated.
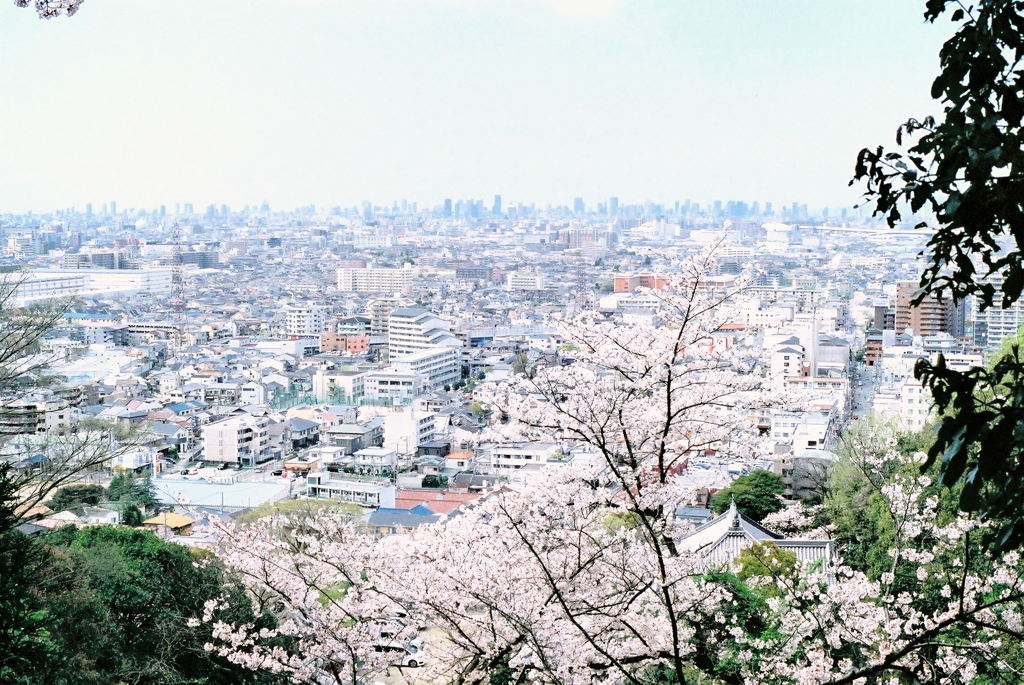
xmin=207 ymin=252 xmax=1024 ymax=685
xmin=14 ymin=0 xmax=83 ymax=19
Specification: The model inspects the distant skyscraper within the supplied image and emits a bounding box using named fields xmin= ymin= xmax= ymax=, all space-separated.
xmin=184 ymin=203 xmax=194 ymax=215
xmin=175 ymin=203 xmax=180 ymax=215
xmin=443 ymin=199 xmax=453 ymax=218
xmin=160 ymin=205 xmax=166 ymax=217
xmin=609 ymin=197 xmax=619 ymax=216
xmin=206 ymin=204 xmax=216 ymax=219
xmin=765 ymin=202 xmax=773 ymax=216
xmin=714 ymin=200 xmax=723 ymax=216
xmin=493 ymin=195 xmax=502 ymax=215
xmin=791 ymin=201 xmax=799 ymax=217
xmin=85 ymin=203 xmax=92 ymax=217
xmin=221 ymin=204 xmax=229 ymax=218
xmin=110 ymin=201 xmax=117 ymax=215
xmin=573 ymin=197 xmax=585 ymax=214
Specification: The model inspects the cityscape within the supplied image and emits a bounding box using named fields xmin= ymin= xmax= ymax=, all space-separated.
xmin=4 ymin=1 xmax=1024 ymax=684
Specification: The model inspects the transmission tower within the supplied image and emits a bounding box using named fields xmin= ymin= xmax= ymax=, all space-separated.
xmin=170 ymin=222 xmax=185 ymax=355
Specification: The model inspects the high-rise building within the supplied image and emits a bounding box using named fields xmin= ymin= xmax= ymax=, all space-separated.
xmin=85 ymin=204 xmax=92 ymax=217
xmin=443 ymin=199 xmax=453 ymax=218
xmin=573 ymin=197 xmax=585 ymax=214
xmin=609 ymin=197 xmax=619 ymax=216
xmin=184 ymin=203 xmax=194 ymax=215
xmin=492 ymin=195 xmax=502 ymax=215
xmin=895 ymin=281 xmax=965 ymax=337
xmin=110 ymin=201 xmax=117 ymax=215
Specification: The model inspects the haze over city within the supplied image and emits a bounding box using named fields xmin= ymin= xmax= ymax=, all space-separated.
xmin=1 ymin=0 xmax=947 ymax=213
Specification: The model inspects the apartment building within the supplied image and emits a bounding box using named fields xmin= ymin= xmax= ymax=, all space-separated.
xmin=895 ymin=281 xmax=965 ymax=337
xmin=505 ymin=271 xmax=546 ymax=291
xmin=202 ymin=414 xmax=270 ymax=466
xmin=489 ymin=443 xmax=562 ymax=474
xmin=387 ymin=307 xmax=462 ymax=357
xmin=336 ymin=267 xmax=411 ymax=293
xmin=284 ymin=304 xmax=326 ymax=337
xmin=390 ymin=346 xmax=460 ymax=389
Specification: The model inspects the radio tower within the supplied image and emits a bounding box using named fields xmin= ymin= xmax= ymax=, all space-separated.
xmin=170 ymin=222 xmax=185 ymax=355
xmin=575 ymin=258 xmax=593 ymax=312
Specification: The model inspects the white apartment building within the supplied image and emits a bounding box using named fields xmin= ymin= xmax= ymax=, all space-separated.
xmin=506 ymin=271 xmax=546 ymax=291
xmin=202 ymin=414 xmax=270 ymax=466
xmin=336 ymin=267 xmax=411 ymax=293
xmin=390 ymin=347 xmax=460 ymax=389
xmin=285 ymin=304 xmax=326 ymax=337
xmin=383 ymin=407 xmax=437 ymax=455
xmin=974 ymin=276 xmax=1024 ymax=348
xmin=901 ymin=379 xmax=934 ymax=431
xmin=489 ymin=443 xmax=562 ymax=474
xmin=312 ymin=369 xmax=366 ymax=403
xmin=364 ymin=370 xmax=425 ymax=405
xmin=387 ymin=306 xmax=463 ymax=357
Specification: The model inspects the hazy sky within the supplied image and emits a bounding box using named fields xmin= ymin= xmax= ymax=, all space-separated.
xmin=0 ymin=0 xmax=949 ymax=214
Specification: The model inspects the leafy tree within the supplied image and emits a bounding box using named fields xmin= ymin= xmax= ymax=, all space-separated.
xmin=421 ymin=474 xmax=448 ymax=489
xmin=35 ymin=525 xmax=286 ymax=685
xmin=107 ymin=472 xmax=164 ymax=513
xmin=711 ymin=470 xmax=785 ymax=521
xmin=46 ymin=483 xmax=104 ymax=512
xmin=0 ymin=464 xmax=53 ymax=683
xmin=852 ymin=0 xmax=1024 ymax=551
xmin=122 ymin=503 xmax=143 ymax=527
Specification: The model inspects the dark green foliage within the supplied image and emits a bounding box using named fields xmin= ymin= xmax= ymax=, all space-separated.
xmin=852 ymin=0 xmax=1024 ymax=551
xmin=46 ymin=483 xmax=104 ymax=511
xmin=0 ymin=464 xmax=53 ymax=684
xmin=710 ymin=470 xmax=784 ymax=521
xmin=421 ymin=474 xmax=448 ymax=488
xmin=122 ymin=503 xmax=143 ymax=527
xmin=0 ymin=463 xmax=283 ymax=685
xmin=30 ymin=525 xmax=285 ymax=685
xmin=107 ymin=471 xmax=164 ymax=513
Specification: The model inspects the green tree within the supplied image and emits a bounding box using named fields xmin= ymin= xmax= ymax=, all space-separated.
xmin=36 ymin=525 xmax=286 ymax=685
xmin=711 ymin=470 xmax=784 ymax=522
xmin=46 ymin=483 xmax=104 ymax=512
xmin=0 ymin=464 xmax=53 ymax=683
xmin=122 ymin=503 xmax=143 ymax=527
xmin=852 ymin=0 xmax=1024 ymax=551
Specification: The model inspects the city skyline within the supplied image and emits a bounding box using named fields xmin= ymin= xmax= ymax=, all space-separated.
xmin=1 ymin=0 xmax=947 ymax=213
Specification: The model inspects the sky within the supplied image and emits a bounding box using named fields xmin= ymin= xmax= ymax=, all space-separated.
xmin=0 ymin=0 xmax=951 ymax=214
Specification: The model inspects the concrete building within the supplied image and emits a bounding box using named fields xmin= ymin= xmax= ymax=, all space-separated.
xmin=895 ymin=281 xmax=964 ymax=337
xmin=363 ymin=370 xmax=425 ymax=405
xmin=336 ymin=267 xmax=411 ymax=293
xmin=284 ymin=304 xmax=326 ymax=337
xmin=306 ymin=472 xmax=396 ymax=507
xmin=505 ymin=271 xmax=546 ymax=291
xmin=383 ymin=407 xmax=437 ymax=456
xmin=390 ymin=347 xmax=460 ymax=389
xmin=387 ymin=307 xmax=462 ymax=357
xmin=202 ymin=414 xmax=271 ymax=466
